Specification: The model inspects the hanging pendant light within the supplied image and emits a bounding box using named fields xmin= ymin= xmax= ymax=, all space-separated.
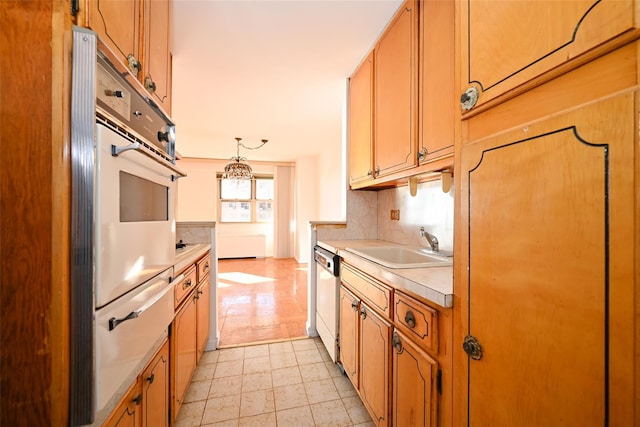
xmin=222 ymin=137 xmax=268 ymax=180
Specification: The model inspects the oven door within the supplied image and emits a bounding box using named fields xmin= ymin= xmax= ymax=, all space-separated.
xmin=95 ymin=123 xmax=176 ymax=308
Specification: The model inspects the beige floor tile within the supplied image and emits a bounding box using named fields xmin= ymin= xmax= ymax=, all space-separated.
xmin=184 ymin=380 xmax=212 ymax=403
xmin=299 ymin=362 xmax=331 ymax=382
xmin=243 ymin=356 xmax=271 ymax=374
xmin=294 ymin=348 xmax=324 ymax=365
xmin=271 ymin=366 xmax=302 ymax=388
xmin=270 ymin=352 xmax=297 ymax=369
xmin=192 ymin=363 xmax=217 ymax=382
xmin=209 ymin=376 xmax=243 ymax=399
xmin=276 ymin=405 xmax=315 ymax=427
xmin=292 ymin=339 xmax=317 ymax=352
xmin=273 ymin=383 xmax=309 ymax=410
xmin=201 ymin=394 xmax=241 ymax=424
xmin=239 ymin=389 xmax=275 ymax=418
xmin=342 ymin=395 xmax=373 ymax=424
xmin=325 ymin=360 xmax=344 ymax=378
xmin=353 ymin=422 xmax=376 ymax=427
xmin=268 ymin=340 xmax=294 ymax=355
xmin=238 ymin=411 xmax=276 ymax=427
xmin=200 ymin=350 xmax=220 ymax=365
xmin=241 ymin=372 xmax=272 ymax=392
xmin=174 ymin=400 xmax=206 ymax=427
xmin=201 ymin=420 xmax=239 ymax=427
xmin=303 ymin=378 xmax=339 ymax=404
xmin=214 ymin=360 xmax=244 ymax=379
xmin=243 ymin=343 xmax=270 ymax=359
xmin=310 ymin=399 xmax=352 ymax=427
xmin=218 ymin=347 xmax=246 ymax=362
xmin=333 ymin=375 xmax=358 ymax=398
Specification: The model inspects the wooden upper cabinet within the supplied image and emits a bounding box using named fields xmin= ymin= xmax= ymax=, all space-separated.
xmin=143 ymin=0 xmax=172 ymax=116
xmin=348 ymin=52 xmax=374 ymax=187
xmin=85 ymin=0 xmax=143 ymax=77
xmin=374 ymin=0 xmax=419 ymax=179
xmin=459 ymin=0 xmax=639 ymax=113
xmin=419 ymin=0 xmax=454 ymax=165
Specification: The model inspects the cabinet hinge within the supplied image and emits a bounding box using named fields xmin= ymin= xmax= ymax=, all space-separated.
xmin=436 ymin=369 xmax=442 ymax=395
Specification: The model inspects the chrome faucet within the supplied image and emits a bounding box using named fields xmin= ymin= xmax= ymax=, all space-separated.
xmin=419 ymin=227 xmax=439 ymax=252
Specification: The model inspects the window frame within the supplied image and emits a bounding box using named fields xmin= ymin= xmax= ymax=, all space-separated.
xmin=217 ymin=174 xmax=274 ymax=223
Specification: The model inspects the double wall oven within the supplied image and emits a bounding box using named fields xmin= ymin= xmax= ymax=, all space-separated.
xmin=70 ymin=27 xmax=184 ymax=424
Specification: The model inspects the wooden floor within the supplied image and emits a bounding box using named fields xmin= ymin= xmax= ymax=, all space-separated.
xmin=217 ymin=257 xmax=308 ymax=346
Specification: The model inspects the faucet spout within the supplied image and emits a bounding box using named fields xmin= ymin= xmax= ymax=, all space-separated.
xmin=419 ymin=227 xmax=439 ymax=252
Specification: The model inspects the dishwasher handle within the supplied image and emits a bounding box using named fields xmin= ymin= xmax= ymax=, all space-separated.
xmin=314 ymin=245 xmax=340 ymax=276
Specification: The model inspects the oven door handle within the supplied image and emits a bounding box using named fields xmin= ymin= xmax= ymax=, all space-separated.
xmin=108 ymin=273 xmax=184 ymax=331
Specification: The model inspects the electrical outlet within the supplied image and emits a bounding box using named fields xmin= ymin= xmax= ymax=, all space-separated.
xmin=390 ymin=209 xmax=400 ymax=221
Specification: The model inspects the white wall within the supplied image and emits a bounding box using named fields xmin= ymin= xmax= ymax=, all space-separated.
xmin=294 ymin=155 xmax=318 ymax=263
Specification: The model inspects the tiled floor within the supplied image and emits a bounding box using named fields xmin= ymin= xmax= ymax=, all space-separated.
xmin=175 ymin=337 xmax=374 ymax=427
xmin=217 ymin=258 xmax=308 ymax=346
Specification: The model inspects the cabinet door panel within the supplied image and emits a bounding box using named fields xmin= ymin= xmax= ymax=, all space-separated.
xmin=142 ymin=340 xmax=169 ymax=427
xmin=374 ymin=0 xmax=418 ymax=178
xmin=360 ymin=304 xmax=391 ymax=427
xmin=172 ymin=298 xmax=197 ymax=415
xmin=456 ymin=92 xmax=635 ymax=425
xmin=144 ymin=0 xmax=172 ymax=114
xmin=393 ymin=331 xmax=438 ymax=427
xmin=87 ymin=0 xmax=141 ymax=73
xmin=460 ymin=0 xmax=638 ymax=110
xmin=103 ymin=379 xmax=142 ymax=427
xmin=339 ymin=286 xmax=360 ymax=388
xmin=349 ymin=53 xmax=374 ymax=186
xmin=196 ymin=276 xmax=211 ymax=363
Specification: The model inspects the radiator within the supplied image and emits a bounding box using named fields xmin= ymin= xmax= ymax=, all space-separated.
xmin=217 ymin=235 xmax=266 ymax=258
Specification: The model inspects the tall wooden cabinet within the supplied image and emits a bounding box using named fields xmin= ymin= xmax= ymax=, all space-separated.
xmin=454 ymin=1 xmax=639 ymax=425
xmin=348 ymin=53 xmax=374 ymax=186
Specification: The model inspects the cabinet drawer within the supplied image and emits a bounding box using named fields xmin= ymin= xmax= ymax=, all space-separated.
xmin=394 ymin=291 xmax=437 ymax=352
xmin=197 ymin=254 xmax=211 ymax=282
xmin=341 ymin=263 xmax=392 ymax=319
xmin=175 ymin=266 xmax=197 ymax=309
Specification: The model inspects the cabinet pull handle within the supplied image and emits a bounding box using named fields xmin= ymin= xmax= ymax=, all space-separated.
xmin=359 ymin=307 xmax=367 ymax=319
xmin=460 ymin=86 xmax=479 ymax=111
xmin=133 ymin=393 xmax=142 ymax=406
xmin=463 ymin=335 xmax=484 ymax=360
xmin=127 ymin=54 xmax=141 ymax=75
xmin=404 ymin=310 xmax=416 ymax=329
xmin=351 ymin=300 xmax=358 ymax=311
xmin=392 ymin=333 xmax=403 ymax=353
xmin=146 ymin=373 xmax=155 ymax=384
xmin=182 ymin=279 xmax=193 ymax=290
xmin=144 ymin=76 xmax=157 ymax=93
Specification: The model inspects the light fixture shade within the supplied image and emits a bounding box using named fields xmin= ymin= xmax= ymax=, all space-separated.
xmin=222 ymin=157 xmax=253 ymax=180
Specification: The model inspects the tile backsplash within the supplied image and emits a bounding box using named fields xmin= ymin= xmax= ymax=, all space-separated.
xmin=377 ymin=179 xmax=454 ymax=251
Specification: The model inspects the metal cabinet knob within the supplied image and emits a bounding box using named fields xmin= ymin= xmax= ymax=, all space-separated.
xmin=463 ymin=335 xmax=484 ymax=360
xmin=460 ymin=87 xmax=479 ymax=111
xmin=404 ymin=310 xmax=416 ymax=329
xmin=351 ymin=300 xmax=358 ymax=311
xmin=392 ymin=333 xmax=403 ymax=353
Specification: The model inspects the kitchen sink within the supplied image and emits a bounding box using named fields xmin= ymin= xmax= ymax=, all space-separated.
xmin=344 ymin=246 xmax=453 ymax=269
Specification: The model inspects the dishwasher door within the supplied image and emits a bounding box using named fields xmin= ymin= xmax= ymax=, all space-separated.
xmin=314 ymin=246 xmax=340 ymax=362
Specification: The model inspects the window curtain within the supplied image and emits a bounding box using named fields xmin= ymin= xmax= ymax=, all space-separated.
xmin=273 ymin=165 xmax=295 ymax=258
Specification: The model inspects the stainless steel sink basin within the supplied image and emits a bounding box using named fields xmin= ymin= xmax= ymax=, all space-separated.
xmin=344 ymin=246 xmax=452 ymax=269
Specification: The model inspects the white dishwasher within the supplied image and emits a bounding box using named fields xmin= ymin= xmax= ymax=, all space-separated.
xmin=314 ymin=245 xmax=341 ymax=363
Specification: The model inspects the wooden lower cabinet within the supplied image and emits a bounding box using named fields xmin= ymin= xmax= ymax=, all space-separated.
xmin=196 ymin=274 xmax=211 ymax=363
xmin=359 ymin=303 xmax=391 ymax=427
xmin=172 ymin=292 xmax=197 ymax=417
xmin=103 ymin=377 xmax=143 ymax=427
xmin=392 ymin=330 xmax=438 ymax=427
xmin=339 ymin=286 xmax=360 ymax=387
xmin=141 ymin=340 xmax=170 ymax=427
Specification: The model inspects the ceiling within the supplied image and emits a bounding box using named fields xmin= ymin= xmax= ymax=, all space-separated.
xmin=171 ymin=0 xmax=403 ymax=162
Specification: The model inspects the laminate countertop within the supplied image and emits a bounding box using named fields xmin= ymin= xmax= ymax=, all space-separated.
xmin=317 ymin=239 xmax=453 ymax=308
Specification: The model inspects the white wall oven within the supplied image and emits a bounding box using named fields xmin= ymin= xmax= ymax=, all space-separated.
xmin=69 ymin=27 xmax=185 ymax=425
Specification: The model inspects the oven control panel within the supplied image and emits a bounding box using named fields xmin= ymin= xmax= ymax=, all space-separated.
xmin=97 ymin=63 xmax=131 ymax=120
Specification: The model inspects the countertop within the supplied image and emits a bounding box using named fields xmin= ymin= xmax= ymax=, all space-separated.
xmin=316 ymin=239 xmax=453 ymax=308
xmin=175 ymin=243 xmax=211 ymax=274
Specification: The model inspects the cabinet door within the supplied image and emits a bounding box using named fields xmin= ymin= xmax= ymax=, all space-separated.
xmin=374 ymin=0 xmax=419 ymax=178
xmin=103 ymin=379 xmax=143 ymax=427
xmin=172 ymin=296 xmax=197 ymax=417
xmin=348 ymin=52 xmax=374 ymax=187
xmin=86 ymin=0 xmax=142 ymax=76
xmin=339 ymin=286 xmax=360 ymax=388
xmin=460 ymin=0 xmax=638 ymax=111
xmin=143 ymin=0 xmax=172 ymax=115
xmin=141 ymin=339 xmax=169 ymax=427
xmin=196 ymin=275 xmax=211 ymax=363
xmin=418 ymin=0 xmax=454 ymax=165
xmin=456 ymin=92 xmax=635 ymax=425
xmin=360 ymin=303 xmax=391 ymax=427
xmin=392 ymin=331 xmax=438 ymax=427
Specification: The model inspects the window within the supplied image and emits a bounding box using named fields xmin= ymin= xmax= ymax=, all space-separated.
xmin=218 ymin=174 xmax=274 ymax=223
